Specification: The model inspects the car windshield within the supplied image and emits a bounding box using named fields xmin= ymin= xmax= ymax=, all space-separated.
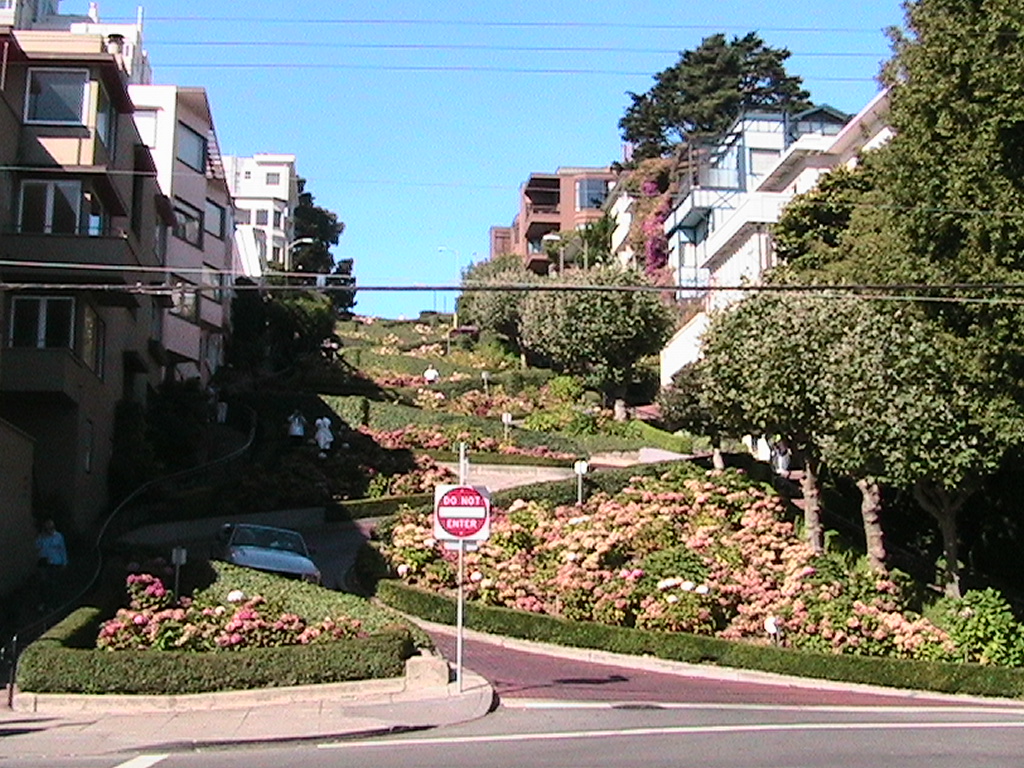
xmin=230 ymin=526 xmax=307 ymax=556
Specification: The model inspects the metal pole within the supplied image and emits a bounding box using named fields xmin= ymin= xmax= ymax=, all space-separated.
xmin=456 ymin=540 xmax=465 ymax=692
xmin=459 ymin=442 xmax=467 ymax=485
xmin=6 ymin=635 xmax=16 ymax=709
xmin=577 ymin=472 xmax=584 ymax=506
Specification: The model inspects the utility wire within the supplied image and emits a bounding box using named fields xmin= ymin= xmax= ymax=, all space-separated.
xmin=108 ymin=17 xmax=892 ymax=34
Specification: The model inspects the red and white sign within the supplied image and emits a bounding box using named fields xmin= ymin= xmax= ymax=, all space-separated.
xmin=434 ymin=484 xmax=491 ymax=542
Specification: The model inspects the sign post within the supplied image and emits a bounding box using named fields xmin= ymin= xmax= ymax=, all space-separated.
xmin=434 ymin=483 xmax=491 ymax=690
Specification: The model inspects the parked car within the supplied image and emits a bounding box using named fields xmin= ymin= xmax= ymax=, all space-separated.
xmin=215 ymin=523 xmax=321 ymax=584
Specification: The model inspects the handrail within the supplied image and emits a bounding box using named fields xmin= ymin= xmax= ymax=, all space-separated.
xmin=6 ymin=404 xmax=257 ymax=663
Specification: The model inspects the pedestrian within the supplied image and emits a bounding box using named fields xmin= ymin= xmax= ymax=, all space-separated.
xmin=772 ymin=437 xmax=792 ymax=478
xmin=315 ymin=416 xmax=334 ymax=456
xmin=287 ymin=409 xmax=307 ymax=446
xmin=423 ymin=364 xmax=440 ymax=385
xmin=35 ymin=518 xmax=67 ymax=612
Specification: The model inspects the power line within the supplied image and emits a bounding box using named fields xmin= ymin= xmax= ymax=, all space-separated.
xmin=111 ymin=17 xmax=892 ymax=35
xmin=144 ymin=40 xmax=884 ymax=59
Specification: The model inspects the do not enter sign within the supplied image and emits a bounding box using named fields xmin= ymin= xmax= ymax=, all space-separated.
xmin=434 ymin=484 xmax=491 ymax=542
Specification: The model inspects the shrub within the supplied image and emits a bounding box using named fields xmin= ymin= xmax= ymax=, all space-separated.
xmin=376 ymin=581 xmax=1024 ymax=698
xmin=929 ymin=588 xmax=1024 ymax=666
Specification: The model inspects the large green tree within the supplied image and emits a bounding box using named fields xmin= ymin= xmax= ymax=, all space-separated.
xmin=619 ymin=33 xmax=811 ymax=160
xmin=518 ymin=266 xmax=673 ymax=413
xmin=289 ymin=179 xmax=354 ymax=314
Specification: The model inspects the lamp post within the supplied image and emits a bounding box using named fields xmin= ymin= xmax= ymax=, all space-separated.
xmin=283 ymin=237 xmax=317 ymax=273
xmin=541 ymin=232 xmax=564 ymax=275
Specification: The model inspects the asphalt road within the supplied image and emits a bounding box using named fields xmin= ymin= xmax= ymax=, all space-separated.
xmin=20 ymin=703 xmax=1024 ymax=768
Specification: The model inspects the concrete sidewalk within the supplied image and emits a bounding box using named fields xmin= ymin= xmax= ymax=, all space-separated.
xmin=0 ymin=659 xmax=494 ymax=759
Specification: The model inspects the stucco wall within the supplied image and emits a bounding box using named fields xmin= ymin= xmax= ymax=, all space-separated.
xmin=0 ymin=419 xmax=37 ymax=597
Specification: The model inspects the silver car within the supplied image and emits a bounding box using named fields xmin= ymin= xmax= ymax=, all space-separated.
xmin=217 ymin=523 xmax=321 ymax=584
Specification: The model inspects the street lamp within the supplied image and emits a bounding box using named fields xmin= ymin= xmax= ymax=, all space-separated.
xmin=541 ymin=232 xmax=564 ymax=275
xmin=280 ymin=240 xmax=315 ymax=276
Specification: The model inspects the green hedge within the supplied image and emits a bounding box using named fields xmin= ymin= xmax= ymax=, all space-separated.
xmin=376 ymin=582 xmax=1024 ymax=699
xmin=423 ymin=450 xmax=576 ymax=468
xmin=323 ymin=396 xmax=584 ymax=455
xmin=330 ymin=493 xmax=433 ymax=521
xmin=17 ymin=607 xmax=416 ymax=695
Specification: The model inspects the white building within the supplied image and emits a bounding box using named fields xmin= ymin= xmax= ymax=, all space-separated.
xmin=130 ymin=84 xmax=235 ymax=384
xmin=2 ymin=0 xmax=151 ymax=84
xmin=658 ymin=93 xmax=892 ymax=384
xmin=223 ymin=154 xmax=300 ymax=275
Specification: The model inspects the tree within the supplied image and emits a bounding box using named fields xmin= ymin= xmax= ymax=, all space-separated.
xmin=699 ymin=293 xmax=851 ymax=554
xmin=291 ymin=179 xmax=344 ymax=274
xmin=658 ymin=362 xmax=728 ymax=470
xmin=818 ymin=302 xmax=1024 ymax=594
xmin=620 ymin=33 xmax=811 ymax=160
xmin=457 ymin=253 xmax=537 ymax=353
xmin=518 ymin=266 xmax=673 ymax=414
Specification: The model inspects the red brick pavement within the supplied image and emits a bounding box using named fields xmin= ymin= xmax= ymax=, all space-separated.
xmin=428 ymin=631 xmax=997 ymax=708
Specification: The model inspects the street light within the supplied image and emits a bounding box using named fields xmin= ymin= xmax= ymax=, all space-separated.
xmin=541 ymin=232 xmax=564 ymax=275
xmin=283 ymin=237 xmax=317 ymax=272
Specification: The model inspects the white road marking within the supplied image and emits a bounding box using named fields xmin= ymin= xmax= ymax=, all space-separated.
xmin=502 ymin=700 xmax=1024 ymax=715
xmin=112 ymin=756 xmax=169 ymax=768
xmin=319 ymin=720 xmax=1024 ymax=749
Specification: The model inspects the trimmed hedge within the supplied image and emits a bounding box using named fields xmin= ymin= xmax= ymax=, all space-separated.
xmin=17 ymin=607 xmax=416 ymax=695
xmin=323 ymin=396 xmax=584 ymax=455
xmin=376 ymin=581 xmax=1024 ymax=699
xmin=423 ymin=450 xmax=577 ymax=468
xmin=330 ymin=493 xmax=433 ymax=521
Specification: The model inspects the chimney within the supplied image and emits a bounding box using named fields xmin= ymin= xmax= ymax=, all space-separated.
xmin=105 ymin=33 xmax=125 ymax=55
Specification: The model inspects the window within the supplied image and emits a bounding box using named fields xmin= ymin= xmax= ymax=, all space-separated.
xmin=19 ymin=180 xmax=80 ymax=234
xmin=83 ymin=190 xmax=106 ymax=236
xmin=266 ymin=172 xmax=281 ymax=185
xmin=576 ymin=178 xmax=609 ymax=210
xmin=25 ymin=69 xmax=88 ymax=124
xmin=8 ymin=296 xmax=74 ymax=349
xmin=235 ymin=208 xmax=251 ymax=225
xmin=750 ymin=148 xmax=781 ymax=176
xmin=255 ymin=209 xmax=269 ymax=226
xmin=81 ymin=304 xmax=105 ymax=375
xmin=95 ymin=83 xmax=115 ymax=149
xmin=205 ymin=199 xmax=226 ymax=239
xmin=273 ymin=210 xmax=282 ymax=228
xmin=272 ymin=246 xmax=282 ymax=263
xmin=243 ymin=170 xmax=251 ymax=180
xmin=172 ymin=198 xmax=203 ymax=247
xmin=176 ymin=122 xmax=207 ymax=172
xmin=133 ymin=109 xmax=159 ymax=148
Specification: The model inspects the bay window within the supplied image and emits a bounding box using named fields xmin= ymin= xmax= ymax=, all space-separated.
xmin=19 ymin=180 xmax=80 ymax=234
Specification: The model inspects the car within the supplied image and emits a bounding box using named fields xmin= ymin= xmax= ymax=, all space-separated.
xmin=215 ymin=523 xmax=321 ymax=584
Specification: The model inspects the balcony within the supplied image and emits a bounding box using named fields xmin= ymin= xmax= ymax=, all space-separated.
xmin=0 ymin=347 xmax=88 ymax=403
xmin=0 ymin=231 xmax=149 ymax=285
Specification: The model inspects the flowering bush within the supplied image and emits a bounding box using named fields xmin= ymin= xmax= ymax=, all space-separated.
xmin=379 ymin=463 xmax=974 ymax=663
xmin=97 ymin=576 xmax=368 ymax=652
xmin=359 ymin=425 xmax=575 ymax=459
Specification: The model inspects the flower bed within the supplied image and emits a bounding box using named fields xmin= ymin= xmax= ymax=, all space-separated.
xmin=380 ymin=463 xmax=985 ymax=664
xmin=16 ymin=562 xmax=423 ymax=695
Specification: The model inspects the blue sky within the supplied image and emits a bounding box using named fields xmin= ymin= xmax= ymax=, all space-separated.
xmin=91 ymin=0 xmax=904 ymax=319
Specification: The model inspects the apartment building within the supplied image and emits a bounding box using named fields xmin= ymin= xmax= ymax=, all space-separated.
xmin=489 ymin=166 xmax=617 ymax=273
xmin=223 ymin=154 xmax=299 ymax=274
xmin=657 ymin=95 xmax=892 ymax=384
xmin=0 ymin=27 xmax=171 ymax=538
xmin=130 ymin=84 xmax=234 ymax=384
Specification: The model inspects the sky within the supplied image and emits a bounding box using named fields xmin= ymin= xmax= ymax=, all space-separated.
xmin=87 ymin=0 xmax=905 ymax=319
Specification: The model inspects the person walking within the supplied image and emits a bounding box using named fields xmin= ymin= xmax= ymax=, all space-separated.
xmin=35 ymin=518 xmax=68 ymax=612
xmin=287 ymin=409 xmax=308 ymax=446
